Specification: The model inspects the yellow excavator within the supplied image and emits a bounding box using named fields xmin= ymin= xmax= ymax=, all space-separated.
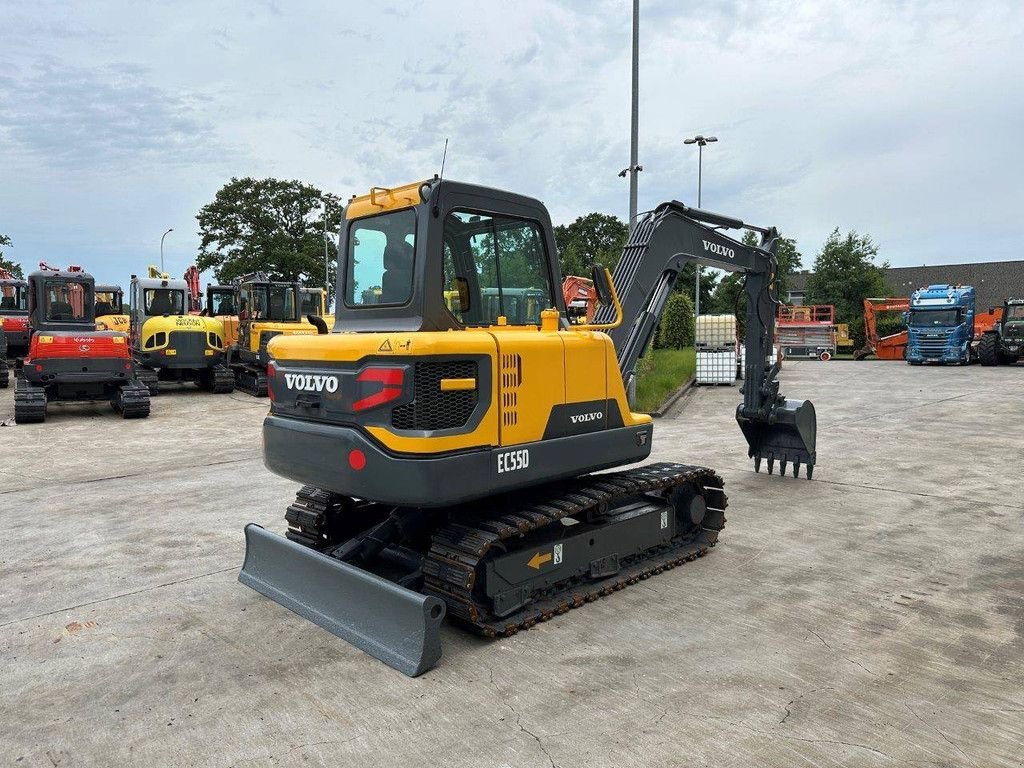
xmin=226 ymin=273 xmax=319 ymax=395
xmin=239 ymin=178 xmax=818 ymax=675
xmin=300 ymin=286 xmax=334 ymax=329
xmin=130 ymin=266 xmax=234 ymax=394
xmin=94 ymin=285 xmax=130 ymax=332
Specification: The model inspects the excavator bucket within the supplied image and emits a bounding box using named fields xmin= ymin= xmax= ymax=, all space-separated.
xmin=238 ymin=524 xmax=446 ymax=677
xmin=737 ymin=398 xmax=817 ymax=479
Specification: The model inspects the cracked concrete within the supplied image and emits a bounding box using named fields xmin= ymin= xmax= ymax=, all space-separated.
xmin=1 ymin=361 xmax=1022 ymax=766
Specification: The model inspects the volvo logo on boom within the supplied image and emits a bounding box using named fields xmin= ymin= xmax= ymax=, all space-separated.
xmin=702 ymin=240 xmax=735 ymax=259
xmin=284 ymin=373 xmax=339 ymax=393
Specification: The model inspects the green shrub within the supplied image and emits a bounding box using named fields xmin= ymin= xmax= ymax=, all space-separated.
xmin=655 ymin=293 xmax=695 ymax=349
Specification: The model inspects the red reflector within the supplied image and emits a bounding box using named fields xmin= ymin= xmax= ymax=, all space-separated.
xmin=124 ymin=363 xmax=131 ymax=370
xmin=267 ymin=361 xmax=276 ymax=377
xmin=35 ymin=364 xmax=43 ymax=372
xmin=267 ymin=362 xmax=276 ymax=400
xmin=348 ymin=449 xmax=366 ymax=471
xmin=352 ymin=366 xmax=404 ymax=412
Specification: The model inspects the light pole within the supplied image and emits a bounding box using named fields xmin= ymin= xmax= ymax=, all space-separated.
xmin=619 ymin=0 xmax=642 ymax=230
xmin=683 ymin=135 xmax=717 ymax=315
xmin=160 ymin=228 xmax=173 ymax=273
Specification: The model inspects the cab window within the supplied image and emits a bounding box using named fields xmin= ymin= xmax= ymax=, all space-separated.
xmin=45 ymin=280 xmax=91 ymax=322
xmin=442 ymin=211 xmax=553 ymax=326
xmin=346 ymin=209 xmax=416 ymax=306
xmin=95 ymin=291 xmax=122 ymax=316
xmin=144 ymin=288 xmax=185 ymax=316
xmin=1 ymin=285 xmax=28 ymax=312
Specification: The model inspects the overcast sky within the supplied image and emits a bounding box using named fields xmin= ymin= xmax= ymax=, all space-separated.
xmin=1 ymin=0 xmax=1022 ymax=287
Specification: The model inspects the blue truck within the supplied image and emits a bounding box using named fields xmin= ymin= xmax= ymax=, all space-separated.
xmin=905 ymin=284 xmax=975 ymax=365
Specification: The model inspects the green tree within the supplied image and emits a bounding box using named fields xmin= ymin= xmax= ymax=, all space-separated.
xmin=196 ymin=178 xmax=342 ymax=296
xmin=553 ymin=213 xmax=628 ymax=277
xmin=679 ymin=262 xmax=718 ymax=314
xmin=805 ymin=228 xmax=888 ymax=348
xmin=655 ymin=292 xmax=695 ymax=349
xmin=0 ymin=234 xmax=23 ymax=278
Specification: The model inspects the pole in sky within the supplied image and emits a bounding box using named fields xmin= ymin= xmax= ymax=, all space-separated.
xmin=160 ymin=228 xmax=173 ymax=273
xmin=619 ymin=0 xmax=642 ymax=230
xmin=683 ymin=135 xmax=718 ymax=315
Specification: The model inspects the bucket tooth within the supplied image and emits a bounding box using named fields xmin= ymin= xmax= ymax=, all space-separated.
xmin=239 ymin=523 xmax=445 ymax=677
xmin=754 ymin=456 xmax=762 ymax=473
xmin=767 ymin=456 xmax=775 ymax=475
xmin=780 ymin=459 xmax=788 ymax=477
xmin=792 ymin=460 xmax=800 ymax=478
xmin=806 ymin=464 xmax=814 ymax=481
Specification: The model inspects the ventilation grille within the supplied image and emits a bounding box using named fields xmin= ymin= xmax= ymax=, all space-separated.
xmin=392 ymin=360 xmax=478 ymax=431
xmin=501 ymin=352 xmax=521 ymax=427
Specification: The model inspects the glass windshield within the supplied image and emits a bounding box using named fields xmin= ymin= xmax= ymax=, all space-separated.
xmin=300 ymin=289 xmax=323 ymax=316
xmin=208 ymin=289 xmax=235 ymax=316
xmin=909 ymin=309 xmax=960 ymax=327
xmin=45 ymin=280 xmax=91 ymax=322
xmin=1007 ymin=305 xmax=1024 ymax=321
xmin=346 ymin=209 xmax=416 ymax=306
xmin=144 ymin=288 xmax=185 ymax=316
xmin=249 ymin=285 xmax=297 ymax=322
xmin=0 ymin=283 xmax=28 ymax=313
xmin=95 ymin=290 xmax=122 ymax=316
xmin=442 ymin=210 xmax=553 ymax=326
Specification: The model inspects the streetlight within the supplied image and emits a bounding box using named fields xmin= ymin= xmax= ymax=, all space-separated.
xmin=622 ymin=0 xmax=641 ymax=230
xmin=160 ymin=228 xmax=173 ymax=273
xmin=683 ymin=135 xmax=718 ymax=315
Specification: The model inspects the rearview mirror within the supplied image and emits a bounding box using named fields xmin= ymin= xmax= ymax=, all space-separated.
xmin=591 ymin=265 xmax=613 ymax=307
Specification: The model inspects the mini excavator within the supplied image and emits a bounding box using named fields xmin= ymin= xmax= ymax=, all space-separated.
xmin=239 ymin=179 xmax=817 ymax=675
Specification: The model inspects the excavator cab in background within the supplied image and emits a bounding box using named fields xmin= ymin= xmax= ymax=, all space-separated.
xmin=239 ymin=178 xmax=818 ymax=676
xmin=226 ymin=275 xmax=318 ymax=395
xmin=94 ymin=285 xmax=130 ymax=333
xmin=300 ymin=286 xmax=334 ymax=329
xmin=1 ymin=268 xmax=30 ymax=387
xmin=129 ymin=267 xmax=234 ymax=394
xmin=15 ymin=264 xmax=150 ymax=422
xmin=205 ymin=285 xmax=239 ymax=348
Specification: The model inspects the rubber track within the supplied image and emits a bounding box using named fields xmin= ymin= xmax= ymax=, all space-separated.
xmin=14 ymin=378 xmax=47 ymax=423
xmin=136 ymin=367 xmax=160 ymax=395
xmin=116 ymin=381 xmax=151 ymax=418
xmin=0 ymin=357 xmax=8 ymax=389
xmin=206 ymin=364 xmax=236 ymax=394
xmin=421 ymin=462 xmax=727 ymax=637
xmin=234 ymin=364 xmax=268 ymax=397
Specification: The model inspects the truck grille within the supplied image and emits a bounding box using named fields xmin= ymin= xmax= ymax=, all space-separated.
xmin=392 ymin=361 xmax=477 ymax=431
xmin=917 ymin=338 xmax=949 ymax=356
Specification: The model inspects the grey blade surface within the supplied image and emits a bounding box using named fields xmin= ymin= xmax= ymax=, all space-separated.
xmin=239 ymin=523 xmax=446 ymax=677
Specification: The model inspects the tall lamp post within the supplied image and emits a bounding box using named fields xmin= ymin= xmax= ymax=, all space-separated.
xmin=683 ymin=135 xmax=717 ymax=316
xmin=619 ymin=0 xmax=642 ymax=230
xmin=160 ymin=228 xmax=174 ymax=273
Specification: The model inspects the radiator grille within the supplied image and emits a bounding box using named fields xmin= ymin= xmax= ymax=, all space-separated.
xmin=392 ymin=360 xmax=478 ymax=431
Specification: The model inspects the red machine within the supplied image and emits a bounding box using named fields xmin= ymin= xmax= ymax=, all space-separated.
xmin=561 ymin=275 xmax=597 ymax=323
xmin=776 ymin=305 xmax=836 ymax=361
xmin=184 ymin=265 xmax=203 ymax=314
xmin=854 ymin=297 xmax=909 ymax=360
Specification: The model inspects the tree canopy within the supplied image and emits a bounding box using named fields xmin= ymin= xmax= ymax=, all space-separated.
xmin=553 ymin=213 xmax=628 ymax=278
xmin=0 ymin=234 xmax=23 ymax=278
xmin=805 ymin=228 xmax=889 ymax=347
xmin=196 ymin=178 xmax=342 ymax=294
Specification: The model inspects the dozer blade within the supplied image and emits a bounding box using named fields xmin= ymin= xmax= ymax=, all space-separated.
xmin=737 ymin=398 xmax=817 ymax=479
xmin=239 ymin=523 xmax=446 ymax=677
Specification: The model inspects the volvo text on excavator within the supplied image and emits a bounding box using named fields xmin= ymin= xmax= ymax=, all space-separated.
xmin=239 ymin=179 xmax=817 ymax=676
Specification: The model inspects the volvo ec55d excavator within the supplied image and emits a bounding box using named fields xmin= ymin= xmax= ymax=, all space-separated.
xmin=239 ymin=179 xmax=817 ymax=676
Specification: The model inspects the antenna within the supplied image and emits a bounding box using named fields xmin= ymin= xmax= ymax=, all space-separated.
xmin=432 ymin=138 xmax=450 ymax=218
xmin=439 ymin=138 xmax=449 ymax=182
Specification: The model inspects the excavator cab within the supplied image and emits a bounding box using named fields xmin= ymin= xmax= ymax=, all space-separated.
xmin=240 ymin=178 xmax=817 ymax=676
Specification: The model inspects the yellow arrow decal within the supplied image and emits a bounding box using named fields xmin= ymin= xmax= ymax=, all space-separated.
xmin=528 ymin=551 xmax=553 ymax=570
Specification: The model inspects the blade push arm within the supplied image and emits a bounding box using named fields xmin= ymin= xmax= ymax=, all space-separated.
xmin=596 ymin=201 xmax=817 ymax=478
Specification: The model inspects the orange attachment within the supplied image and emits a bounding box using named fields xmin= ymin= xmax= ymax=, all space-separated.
xmin=854 ymin=297 xmax=910 ymax=360
xmin=561 ymin=275 xmax=597 ymax=323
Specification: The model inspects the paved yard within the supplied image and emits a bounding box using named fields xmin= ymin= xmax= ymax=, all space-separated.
xmin=1 ymin=361 xmax=1021 ymax=767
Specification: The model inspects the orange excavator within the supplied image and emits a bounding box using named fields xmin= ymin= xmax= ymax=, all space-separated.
xmin=854 ymin=297 xmax=909 ymax=360
xmin=561 ymin=275 xmax=597 ymax=323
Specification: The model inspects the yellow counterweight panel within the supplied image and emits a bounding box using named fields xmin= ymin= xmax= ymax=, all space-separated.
xmin=141 ymin=315 xmax=227 ymax=350
xmin=561 ymin=330 xmax=608 ymax=405
xmin=603 ymin=341 xmax=652 ymax=427
xmin=489 ymin=330 xmax=566 ymax=446
xmin=96 ymin=314 xmax=130 ymax=332
xmin=246 ymin=321 xmax=318 ymax=353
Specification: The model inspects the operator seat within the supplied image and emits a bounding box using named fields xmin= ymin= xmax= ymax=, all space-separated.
xmin=381 ymin=240 xmax=413 ymax=304
xmin=149 ymin=290 xmax=173 ymax=315
xmin=95 ymin=301 xmax=113 ymax=316
xmin=0 ymin=297 xmax=14 ymax=310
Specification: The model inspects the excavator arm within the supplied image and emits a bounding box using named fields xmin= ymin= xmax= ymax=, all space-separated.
xmin=596 ymin=201 xmax=817 ymax=478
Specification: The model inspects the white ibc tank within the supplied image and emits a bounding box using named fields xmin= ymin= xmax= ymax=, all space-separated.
xmin=696 ymin=314 xmax=737 ymax=349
